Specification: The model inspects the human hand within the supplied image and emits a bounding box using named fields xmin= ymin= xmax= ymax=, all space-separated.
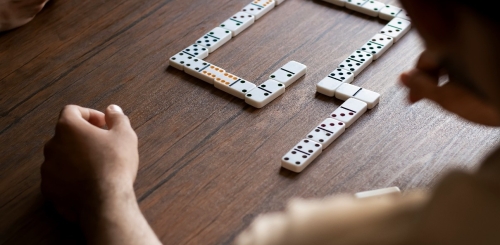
xmin=400 ymin=50 xmax=500 ymax=126
xmin=0 ymin=0 xmax=49 ymax=31
xmin=41 ymin=105 xmax=139 ymax=222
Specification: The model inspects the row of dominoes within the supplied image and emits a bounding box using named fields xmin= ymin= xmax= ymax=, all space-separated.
xmin=282 ymin=2 xmax=413 ymax=173
xmin=316 ymin=17 xmax=411 ymax=105
xmin=169 ymin=1 xmax=312 ymax=108
xmin=170 ymin=0 xmax=286 ymax=70
xmin=173 ymin=56 xmax=307 ymax=108
xmin=282 ymin=98 xmax=369 ymax=172
xmin=324 ymin=0 xmax=410 ymax=21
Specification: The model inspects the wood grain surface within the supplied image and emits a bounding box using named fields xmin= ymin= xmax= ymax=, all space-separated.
xmin=1 ymin=0 xmax=499 ymax=244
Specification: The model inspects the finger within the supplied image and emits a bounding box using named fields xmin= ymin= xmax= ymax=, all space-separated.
xmin=401 ymin=70 xmax=500 ymax=126
xmin=59 ymin=105 xmax=106 ymax=128
xmin=400 ymin=69 xmax=439 ymax=103
xmin=415 ymin=50 xmax=444 ymax=80
xmin=104 ymin=105 xmax=133 ymax=132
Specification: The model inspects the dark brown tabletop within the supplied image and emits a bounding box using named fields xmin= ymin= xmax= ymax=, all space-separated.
xmin=1 ymin=0 xmax=499 ymax=244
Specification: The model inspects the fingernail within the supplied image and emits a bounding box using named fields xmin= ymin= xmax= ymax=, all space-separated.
xmin=109 ymin=105 xmax=123 ymax=113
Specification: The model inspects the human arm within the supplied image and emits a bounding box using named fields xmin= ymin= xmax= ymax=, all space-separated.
xmin=41 ymin=105 xmax=162 ymax=245
xmin=400 ymin=50 xmax=500 ymax=126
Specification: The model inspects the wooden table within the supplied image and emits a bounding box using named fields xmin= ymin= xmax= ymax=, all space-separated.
xmin=1 ymin=0 xmax=499 ymax=244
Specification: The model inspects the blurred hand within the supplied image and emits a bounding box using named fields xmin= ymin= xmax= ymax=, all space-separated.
xmin=0 ymin=0 xmax=49 ymax=31
xmin=41 ymin=105 xmax=139 ymax=222
xmin=400 ymin=50 xmax=500 ymax=126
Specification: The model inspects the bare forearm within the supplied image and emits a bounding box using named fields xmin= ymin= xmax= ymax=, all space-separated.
xmin=80 ymin=186 xmax=162 ymax=245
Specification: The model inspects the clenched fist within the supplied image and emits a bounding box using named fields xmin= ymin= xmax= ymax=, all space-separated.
xmin=42 ymin=105 xmax=139 ymax=222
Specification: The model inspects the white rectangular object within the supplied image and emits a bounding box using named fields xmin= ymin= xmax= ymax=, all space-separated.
xmin=379 ymin=17 xmax=411 ymax=42
xmin=355 ymin=187 xmax=401 ymax=199
xmin=396 ymin=9 xmax=410 ymax=21
xmin=182 ymin=44 xmax=209 ymax=59
xmin=316 ymin=77 xmax=343 ymax=97
xmin=169 ymin=52 xmax=197 ymax=71
xmin=378 ymin=4 xmax=403 ymax=21
xmin=220 ymin=12 xmax=255 ymax=37
xmin=245 ymin=79 xmax=285 ymax=108
xmin=306 ymin=118 xmax=346 ymax=149
xmin=322 ymin=0 xmax=347 ymax=7
xmin=195 ymin=27 xmax=232 ymax=53
xmin=360 ymin=33 xmax=394 ymax=60
xmin=241 ymin=0 xmax=275 ymax=20
xmin=282 ymin=139 xmax=323 ymax=173
xmin=316 ymin=68 xmax=355 ymax=97
xmin=338 ymin=50 xmax=373 ymax=77
xmin=328 ymin=68 xmax=355 ymax=84
xmin=345 ymin=0 xmax=368 ymax=9
xmin=335 ymin=83 xmax=380 ymax=109
xmin=185 ymin=63 xmax=223 ymax=84
xmin=214 ymin=78 xmax=257 ymax=99
xmin=269 ymin=61 xmax=307 ymax=87
xmin=329 ymin=98 xmax=368 ymax=128
xmin=347 ymin=0 xmax=384 ymax=17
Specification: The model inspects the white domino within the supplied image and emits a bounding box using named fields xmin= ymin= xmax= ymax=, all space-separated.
xmin=220 ymin=12 xmax=255 ymax=37
xmin=305 ymin=118 xmax=346 ymax=149
xmin=345 ymin=0 xmax=368 ymax=12
xmin=328 ymin=68 xmax=355 ymax=84
xmin=335 ymin=83 xmax=380 ymax=109
xmin=169 ymin=52 xmax=197 ymax=71
xmin=182 ymin=44 xmax=209 ymax=59
xmin=214 ymin=78 xmax=257 ymax=99
xmin=316 ymin=68 xmax=354 ymax=97
xmin=269 ymin=61 xmax=307 ymax=87
xmin=322 ymin=0 xmax=347 ymax=7
xmin=329 ymin=98 xmax=367 ymax=127
xmin=378 ymin=4 xmax=403 ymax=21
xmin=316 ymin=77 xmax=343 ymax=97
xmin=347 ymin=0 xmax=385 ymax=17
xmin=360 ymin=33 xmax=394 ymax=60
xmin=183 ymin=57 xmax=211 ymax=80
xmin=185 ymin=63 xmax=226 ymax=84
xmin=282 ymin=139 xmax=323 ymax=173
xmin=395 ymin=9 xmax=410 ymax=21
xmin=338 ymin=50 xmax=373 ymax=77
xmin=213 ymin=70 xmax=240 ymax=87
xmin=355 ymin=187 xmax=401 ymax=199
xmin=195 ymin=27 xmax=232 ymax=53
xmin=345 ymin=0 xmax=368 ymax=7
xmin=245 ymin=79 xmax=285 ymax=108
xmin=379 ymin=17 xmax=411 ymax=42
xmin=241 ymin=0 xmax=275 ymax=20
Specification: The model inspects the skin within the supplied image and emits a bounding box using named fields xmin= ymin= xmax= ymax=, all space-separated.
xmin=0 ymin=0 xmax=48 ymax=32
xmin=42 ymin=105 xmax=162 ymax=245
xmin=398 ymin=0 xmax=500 ymax=244
xmin=399 ymin=0 xmax=500 ymax=126
xmin=39 ymin=0 xmax=500 ymax=244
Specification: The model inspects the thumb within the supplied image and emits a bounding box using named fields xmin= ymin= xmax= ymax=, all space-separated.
xmin=105 ymin=105 xmax=132 ymax=131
